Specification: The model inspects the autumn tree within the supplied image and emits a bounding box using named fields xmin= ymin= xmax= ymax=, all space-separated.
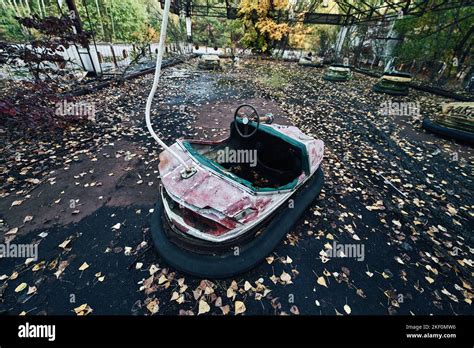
xmin=238 ymin=0 xmax=290 ymax=53
xmin=0 ymin=14 xmax=91 ymax=82
xmin=0 ymin=14 xmax=92 ymax=134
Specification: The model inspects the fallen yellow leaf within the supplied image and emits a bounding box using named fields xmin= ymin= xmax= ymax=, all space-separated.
xmin=15 ymin=283 xmax=27 ymax=293
xmin=317 ymin=276 xmax=328 ymax=288
xmin=198 ymin=299 xmax=210 ymax=315
xmin=73 ymin=303 xmax=93 ymax=316
xmin=78 ymin=262 xmax=89 ymax=271
xmin=32 ymin=261 xmax=45 ymax=272
xmin=234 ymin=301 xmax=246 ymax=315
xmin=146 ymin=299 xmax=159 ymax=314
xmin=58 ymin=239 xmax=71 ymax=249
xmin=280 ymin=271 xmax=292 ymax=283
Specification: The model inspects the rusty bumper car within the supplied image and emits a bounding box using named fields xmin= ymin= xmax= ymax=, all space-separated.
xmin=151 ymin=105 xmax=324 ymax=278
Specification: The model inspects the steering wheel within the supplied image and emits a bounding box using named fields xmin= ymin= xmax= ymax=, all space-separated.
xmin=234 ymin=104 xmax=259 ymax=138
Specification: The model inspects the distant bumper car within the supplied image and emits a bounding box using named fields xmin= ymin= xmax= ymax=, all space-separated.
xmin=373 ymin=71 xmax=412 ymax=96
xmin=151 ymin=105 xmax=325 ymax=278
xmin=197 ymin=54 xmax=221 ymax=70
xmin=323 ymin=64 xmax=352 ymax=81
xmin=422 ymin=102 xmax=474 ymax=145
xmin=298 ymin=56 xmax=323 ymax=67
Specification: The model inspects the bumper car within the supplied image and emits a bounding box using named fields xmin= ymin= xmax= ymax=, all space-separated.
xmin=151 ymin=106 xmax=325 ymax=278
xmin=422 ymin=102 xmax=474 ymax=145
xmin=298 ymin=56 xmax=323 ymax=67
xmin=146 ymin=0 xmax=324 ymax=278
xmin=197 ymin=54 xmax=221 ymax=70
xmin=323 ymin=64 xmax=352 ymax=81
xmin=373 ymin=71 xmax=412 ymax=96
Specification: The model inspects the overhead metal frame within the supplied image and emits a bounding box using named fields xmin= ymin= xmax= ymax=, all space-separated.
xmin=335 ymin=0 xmax=473 ymax=24
xmin=159 ymin=0 xmax=237 ymax=19
xmin=303 ymin=13 xmax=347 ymax=25
xmin=159 ymin=0 xmax=473 ymax=25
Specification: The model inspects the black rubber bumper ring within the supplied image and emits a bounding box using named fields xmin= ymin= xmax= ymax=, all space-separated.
xmin=150 ymin=167 xmax=324 ymax=278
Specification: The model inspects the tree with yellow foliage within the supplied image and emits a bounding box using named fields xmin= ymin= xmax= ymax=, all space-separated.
xmin=238 ymin=0 xmax=291 ymax=53
xmin=238 ymin=0 xmax=318 ymax=54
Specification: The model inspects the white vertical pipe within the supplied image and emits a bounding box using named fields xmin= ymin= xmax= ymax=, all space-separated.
xmin=145 ymin=0 xmax=190 ymax=170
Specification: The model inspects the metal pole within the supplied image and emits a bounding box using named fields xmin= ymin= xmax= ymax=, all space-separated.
xmin=110 ymin=44 xmax=118 ymax=68
xmin=65 ymin=0 xmax=98 ymax=76
xmin=81 ymin=0 xmax=103 ymax=75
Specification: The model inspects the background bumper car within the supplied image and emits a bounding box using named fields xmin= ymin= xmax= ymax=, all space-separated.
xmin=373 ymin=71 xmax=412 ymax=95
xmin=323 ymin=64 xmax=353 ymax=81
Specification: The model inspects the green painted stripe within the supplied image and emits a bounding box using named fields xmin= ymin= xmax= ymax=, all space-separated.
xmin=182 ymin=121 xmax=310 ymax=192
